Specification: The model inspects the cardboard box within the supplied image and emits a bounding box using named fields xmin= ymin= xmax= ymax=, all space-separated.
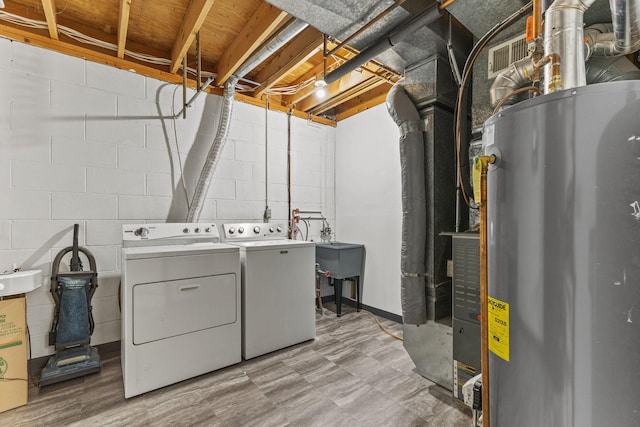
xmin=0 ymin=296 xmax=28 ymax=413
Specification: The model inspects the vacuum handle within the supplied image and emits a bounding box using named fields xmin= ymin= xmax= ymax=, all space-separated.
xmin=70 ymin=224 xmax=82 ymax=271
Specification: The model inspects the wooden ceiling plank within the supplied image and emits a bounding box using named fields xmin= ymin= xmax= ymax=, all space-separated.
xmin=296 ymin=69 xmax=377 ymax=112
xmin=310 ymin=78 xmax=387 ymax=115
xmin=41 ymin=0 xmax=59 ymax=40
xmin=282 ymin=46 xmax=364 ymax=105
xmin=215 ymin=3 xmax=289 ymax=86
xmin=170 ymin=0 xmax=216 ymax=74
xmin=335 ymin=84 xmax=392 ymax=121
xmin=117 ymin=0 xmax=132 ymax=59
xmin=253 ymin=27 xmax=322 ymax=98
xmin=0 ymin=22 xmax=210 ymax=90
xmin=282 ymin=56 xmax=340 ymax=105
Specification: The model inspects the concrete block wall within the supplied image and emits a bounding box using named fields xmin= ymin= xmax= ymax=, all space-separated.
xmin=0 ymin=38 xmax=336 ymax=358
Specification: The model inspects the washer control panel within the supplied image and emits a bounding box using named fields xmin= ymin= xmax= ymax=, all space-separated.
xmin=222 ymin=223 xmax=286 ymax=240
xmin=123 ymin=223 xmax=220 ymax=245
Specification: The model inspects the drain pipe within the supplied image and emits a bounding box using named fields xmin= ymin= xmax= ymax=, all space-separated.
xmin=323 ymin=4 xmax=443 ymax=85
xmin=186 ymin=18 xmax=309 ymax=222
xmin=386 ymin=82 xmax=427 ymax=325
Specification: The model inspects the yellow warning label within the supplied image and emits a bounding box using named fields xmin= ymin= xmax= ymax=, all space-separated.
xmin=488 ymin=296 xmax=510 ymax=362
xmin=472 ymin=156 xmax=482 ymax=202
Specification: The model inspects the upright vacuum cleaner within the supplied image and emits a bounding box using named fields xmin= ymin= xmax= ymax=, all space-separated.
xmin=40 ymin=224 xmax=101 ymax=386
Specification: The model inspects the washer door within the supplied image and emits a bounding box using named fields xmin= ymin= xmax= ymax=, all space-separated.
xmin=133 ymin=274 xmax=237 ymax=345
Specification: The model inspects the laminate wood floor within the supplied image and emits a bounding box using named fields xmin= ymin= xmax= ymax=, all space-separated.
xmin=4 ymin=304 xmax=472 ymax=426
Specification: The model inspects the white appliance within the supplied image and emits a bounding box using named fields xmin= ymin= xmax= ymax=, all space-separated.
xmin=121 ymin=223 xmax=240 ymax=398
xmin=222 ymin=223 xmax=316 ymax=359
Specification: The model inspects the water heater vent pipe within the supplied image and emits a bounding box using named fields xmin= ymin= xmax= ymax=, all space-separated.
xmin=543 ymin=0 xmax=597 ymax=93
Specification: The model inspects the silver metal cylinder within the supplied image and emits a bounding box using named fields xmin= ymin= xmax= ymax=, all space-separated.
xmin=543 ymin=0 xmax=596 ymax=92
xmin=485 ymin=80 xmax=640 ymax=427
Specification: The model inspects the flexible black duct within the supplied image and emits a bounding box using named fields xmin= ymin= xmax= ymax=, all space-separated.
xmin=386 ymin=83 xmax=427 ymax=325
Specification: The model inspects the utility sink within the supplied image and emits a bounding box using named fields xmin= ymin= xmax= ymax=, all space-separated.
xmin=316 ymin=242 xmax=364 ymax=279
xmin=0 ymin=270 xmax=43 ymax=296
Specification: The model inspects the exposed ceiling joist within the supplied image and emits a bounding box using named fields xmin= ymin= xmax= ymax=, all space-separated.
xmin=253 ymin=27 xmax=323 ymax=99
xmin=309 ymin=77 xmax=388 ymax=115
xmin=40 ymin=0 xmax=58 ymax=40
xmin=0 ymin=21 xmax=207 ymax=89
xmin=170 ymin=0 xmax=215 ymax=74
xmin=282 ymin=49 xmax=355 ymax=106
xmin=117 ymin=0 xmax=132 ymax=59
xmin=335 ymin=83 xmax=391 ymax=121
xmin=283 ymin=61 xmax=328 ymax=105
xmin=215 ymin=3 xmax=289 ymax=86
xmin=296 ymin=68 xmax=378 ymax=112
xmin=0 ymin=0 xmax=405 ymax=121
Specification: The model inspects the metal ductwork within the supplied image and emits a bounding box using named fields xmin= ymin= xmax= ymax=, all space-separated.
xmin=186 ymin=18 xmax=309 ymax=222
xmin=586 ymin=53 xmax=640 ymax=82
xmin=543 ymin=0 xmax=598 ymax=93
xmin=584 ymin=1 xmax=640 ymax=57
xmin=489 ymin=57 xmax=535 ymax=107
xmin=323 ymin=4 xmax=443 ymax=85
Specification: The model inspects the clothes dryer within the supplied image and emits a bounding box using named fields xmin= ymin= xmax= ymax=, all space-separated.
xmin=121 ymin=223 xmax=240 ymax=398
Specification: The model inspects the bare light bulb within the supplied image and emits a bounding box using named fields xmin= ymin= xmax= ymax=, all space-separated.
xmin=314 ymin=79 xmax=327 ymax=98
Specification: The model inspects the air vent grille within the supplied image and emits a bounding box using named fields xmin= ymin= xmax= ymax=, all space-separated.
xmin=488 ymin=35 xmax=528 ymax=79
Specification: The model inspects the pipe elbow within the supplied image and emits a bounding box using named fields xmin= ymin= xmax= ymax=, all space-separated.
xmin=490 ymin=57 xmax=533 ymax=107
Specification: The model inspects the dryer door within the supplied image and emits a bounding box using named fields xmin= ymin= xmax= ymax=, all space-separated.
xmin=132 ymin=273 xmax=237 ymax=345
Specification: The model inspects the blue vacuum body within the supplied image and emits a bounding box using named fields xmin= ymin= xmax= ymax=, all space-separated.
xmin=40 ymin=224 xmax=101 ymax=386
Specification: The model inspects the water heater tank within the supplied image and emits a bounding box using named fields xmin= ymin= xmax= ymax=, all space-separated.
xmin=484 ymin=80 xmax=640 ymax=427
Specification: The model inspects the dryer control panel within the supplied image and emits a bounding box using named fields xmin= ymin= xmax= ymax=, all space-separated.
xmin=122 ymin=223 xmax=220 ymax=246
xmin=222 ymin=223 xmax=286 ymax=241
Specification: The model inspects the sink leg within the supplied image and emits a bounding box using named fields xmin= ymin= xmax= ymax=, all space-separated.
xmin=355 ymin=276 xmax=361 ymax=312
xmin=335 ymin=279 xmax=342 ymax=317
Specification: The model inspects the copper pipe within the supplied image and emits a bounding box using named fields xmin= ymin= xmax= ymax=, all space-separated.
xmin=439 ymin=0 xmax=457 ymax=9
xmin=492 ymin=86 xmax=541 ymax=114
xmin=479 ymin=154 xmax=496 ymax=427
xmin=533 ymin=0 xmax=542 ymax=39
xmin=544 ymin=52 xmax=562 ymax=92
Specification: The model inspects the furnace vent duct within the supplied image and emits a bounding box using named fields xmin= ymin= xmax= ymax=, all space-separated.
xmin=584 ymin=2 xmax=640 ymax=57
xmin=386 ymin=82 xmax=427 ymax=325
xmin=186 ymin=18 xmax=309 ymax=222
xmin=543 ymin=0 xmax=640 ymax=93
xmin=586 ymin=54 xmax=640 ymax=83
xmin=489 ymin=56 xmax=535 ymax=107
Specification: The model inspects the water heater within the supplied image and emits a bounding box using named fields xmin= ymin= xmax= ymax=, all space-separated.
xmin=485 ymin=80 xmax=640 ymax=426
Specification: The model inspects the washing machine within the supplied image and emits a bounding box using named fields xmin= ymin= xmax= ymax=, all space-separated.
xmin=121 ymin=223 xmax=240 ymax=398
xmin=222 ymin=223 xmax=316 ymax=359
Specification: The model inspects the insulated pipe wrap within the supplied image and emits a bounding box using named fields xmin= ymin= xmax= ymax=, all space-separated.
xmin=186 ymin=78 xmax=237 ymax=222
xmin=386 ymin=83 xmax=427 ymax=325
xmin=235 ymin=18 xmax=309 ymax=78
xmin=185 ymin=18 xmax=309 ymax=222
